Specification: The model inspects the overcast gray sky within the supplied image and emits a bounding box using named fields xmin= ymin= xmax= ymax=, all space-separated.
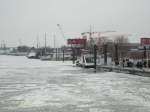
xmin=0 ymin=0 xmax=150 ymax=47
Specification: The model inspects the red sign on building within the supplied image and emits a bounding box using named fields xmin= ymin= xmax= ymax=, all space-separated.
xmin=67 ymin=39 xmax=86 ymax=45
xmin=141 ymin=38 xmax=150 ymax=45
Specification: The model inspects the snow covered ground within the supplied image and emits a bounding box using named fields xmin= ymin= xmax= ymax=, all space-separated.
xmin=0 ymin=55 xmax=150 ymax=112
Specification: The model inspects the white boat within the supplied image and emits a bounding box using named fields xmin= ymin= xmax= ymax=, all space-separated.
xmin=40 ymin=54 xmax=53 ymax=61
xmin=27 ymin=51 xmax=39 ymax=59
xmin=77 ymin=55 xmax=101 ymax=68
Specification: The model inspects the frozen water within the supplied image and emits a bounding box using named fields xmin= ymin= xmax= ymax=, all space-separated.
xmin=0 ymin=55 xmax=150 ymax=112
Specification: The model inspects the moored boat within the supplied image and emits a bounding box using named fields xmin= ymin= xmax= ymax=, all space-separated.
xmin=27 ymin=51 xmax=40 ymax=59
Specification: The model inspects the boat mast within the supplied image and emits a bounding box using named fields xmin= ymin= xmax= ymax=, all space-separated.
xmin=37 ymin=35 xmax=39 ymax=49
xmin=54 ymin=34 xmax=57 ymax=60
xmin=44 ymin=32 xmax=47 ymax=54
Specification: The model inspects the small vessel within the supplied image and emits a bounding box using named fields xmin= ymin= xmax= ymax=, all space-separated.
xmin=77 ymin=54 xmax=101 ymax=68
xmin=40 ymin=54 xmax=53 ymax=61
xmin=27 ymin=51 xmax=40 ymax=59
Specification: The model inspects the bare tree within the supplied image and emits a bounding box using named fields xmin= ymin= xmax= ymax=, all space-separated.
xmin=114 ymin=35 xmax=129 ymax=44
xmin=96 ymin=36 xmax=110 ymax=54
xmin=113 ymin=35 xmax=130 ymax=60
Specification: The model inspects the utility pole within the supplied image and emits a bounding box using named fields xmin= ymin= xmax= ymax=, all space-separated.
xmin=63 ymin=49 xmax=64 ymax=62
xmin=89 ymin=25 xmax=93 ymax=54
xmin=144 ymin=46 xmax=149 ymax=68
xmin=115 ymin=43 xmax=119 ymax=65
xmin=54 ymin=35 xmax=56 ymax=50
xmin=104 ymin=44 xmax=107 ymax=65
xmin=72 ymin=44 xmax=75 ymax=64
xmin=144 ymin=46 xmax=146 ymax=59
xmin=146 ymin=50 xmax=149 ymax=68
xmin=54 ymin=35 xmax=58 ymax=61
xmin=94 ymin=44 xmax=97 ymax=72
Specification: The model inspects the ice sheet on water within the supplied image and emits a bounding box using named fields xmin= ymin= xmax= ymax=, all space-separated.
xmin=9 ymin=83 xmax=92 ymax=108
xmin=0 ymin=55 xmax=72 ymax=69
xmin=1 ymin=56 xmax=150 ymax=111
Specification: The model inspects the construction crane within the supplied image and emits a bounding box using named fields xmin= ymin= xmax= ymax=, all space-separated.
xmin=57 ymin=24 xmax=66 ymax=62
xmin=57 ymin=24 xmax=66 ymax=40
